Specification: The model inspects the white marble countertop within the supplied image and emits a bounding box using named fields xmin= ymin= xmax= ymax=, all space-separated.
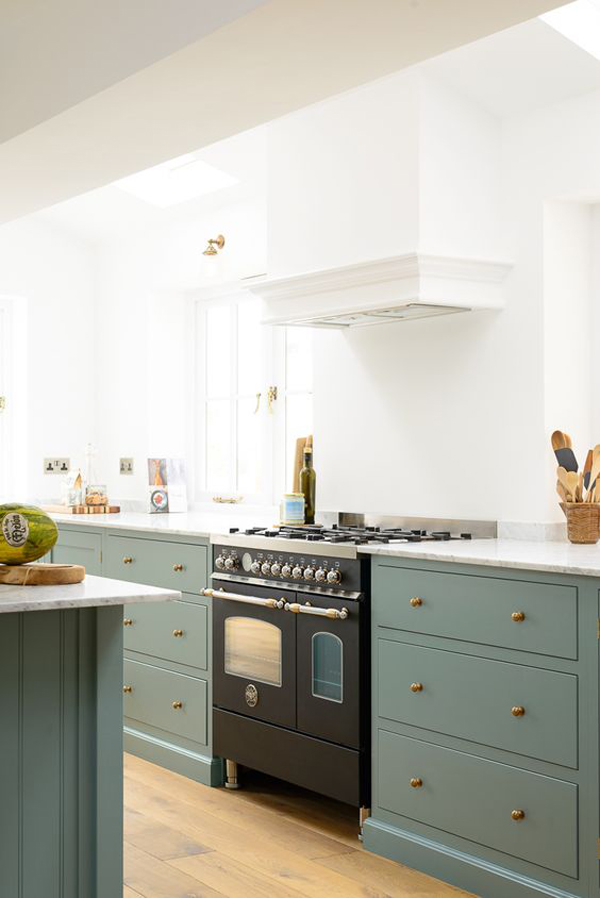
xmin=0 ymin=574 xmax=180 ymax=613
xmin=50 ymin=510 xmax=277 ymax=539
xmin=50 ymin=512 xmax=600 ymax=577
xmin=360 ymin=538 xmax=600 ymax=577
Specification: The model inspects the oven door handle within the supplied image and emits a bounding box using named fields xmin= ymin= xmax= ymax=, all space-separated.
xmin=284 ymin=602 xmax=348 ymax=620
xmin=202 ymin=588 xmax=285 ymax=610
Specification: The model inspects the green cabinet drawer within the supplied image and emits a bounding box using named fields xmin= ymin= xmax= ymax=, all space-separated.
xmin=106 ymin=535 xmax=207 ymax=594
xmin=378 ymin=640 xmax=577 ymax=768
xmin=123 ymin=597 xmax=207 ymax=670
xmin=123 ymin=659 xmax=207 ymax=745
xmin=53 ymin=528 xmax=103 ymax=575
xmin=378 ymin=730 xmax=578 ymax=878
xmin=373 ymin=564 xmax=577 ymax=659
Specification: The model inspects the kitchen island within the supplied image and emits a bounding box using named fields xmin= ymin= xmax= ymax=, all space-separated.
xmin=0 ymin=575 xmax=179 ymax=898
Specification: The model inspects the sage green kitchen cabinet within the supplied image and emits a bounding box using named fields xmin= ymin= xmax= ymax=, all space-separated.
xmin=364 ymin=557 xmax=600 ymax=898
xmin=53 ymin=523 xmax=221 ymax=787
xmin=52 ymin=526 xmax=103 ymax=574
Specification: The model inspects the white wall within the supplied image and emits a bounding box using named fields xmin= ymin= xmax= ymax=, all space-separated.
xmin=270 ymin=73 xmax=600 ymax=524
xmin=0 ymin=217 xmax=96 ymax=500
xmin=93 ymin=195 xmax=267 ymax=502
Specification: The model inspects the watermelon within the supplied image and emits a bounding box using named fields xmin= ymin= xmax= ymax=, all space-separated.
xmin=0 ymin=504 xmax=58 ymax=565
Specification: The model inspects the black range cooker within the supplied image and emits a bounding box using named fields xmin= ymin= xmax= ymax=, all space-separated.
xmin=203 ymin=518 xmax=486 ymax=833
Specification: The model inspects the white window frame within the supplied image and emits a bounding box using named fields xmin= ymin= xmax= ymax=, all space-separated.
xmin=193 ymin=287 xmax=313 ymax=507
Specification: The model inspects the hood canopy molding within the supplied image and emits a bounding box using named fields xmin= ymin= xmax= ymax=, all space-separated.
xmin=250 ymin=253 xmax=513 ymax=328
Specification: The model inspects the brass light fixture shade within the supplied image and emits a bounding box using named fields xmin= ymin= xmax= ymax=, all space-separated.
xmin=203 ymin=234 xmax=225 ymax=256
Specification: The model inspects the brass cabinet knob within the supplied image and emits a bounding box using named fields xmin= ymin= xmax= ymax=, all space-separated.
xmin=409 ymin=597 xmax=423 ymax=607
xmin=409 ymin=777 xmax=423 ymax=788
xmin=173 ymin=629 xmax=184 ymax=638
xmin=123 ymin=618 xmax=133 ymax=627
xmin=511 ymin=611 xmax=525 ymax=622
xmin=123 ymin=685 xmax=133 ymax=694
xmin=173 ymin=564 xmax=184 ymax=572
xmin=511 ymin=706 xmax=525 ymax=717
xmin=172 ymin=700 xmax=183 ymax=710
xmin=123 ymin=556 xmax=133 ymax=565
xmin=410 ymin=682 xmax=423 ymax=693
xmin=511 ymin=809 xmax=525 ymax=821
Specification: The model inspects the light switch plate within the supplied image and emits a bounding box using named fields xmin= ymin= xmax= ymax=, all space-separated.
xmin=120 ymin=457 xmax=134 ymax=475
xmin=44 ymin=457 xmax=70 ymax=475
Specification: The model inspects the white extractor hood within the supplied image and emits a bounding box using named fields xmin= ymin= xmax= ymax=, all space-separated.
xmin=249 ymin=252 xmax=512 ymax=328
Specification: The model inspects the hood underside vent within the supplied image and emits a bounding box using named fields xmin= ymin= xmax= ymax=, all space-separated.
xmin=249 ymin=253 xmax=512 ymax=329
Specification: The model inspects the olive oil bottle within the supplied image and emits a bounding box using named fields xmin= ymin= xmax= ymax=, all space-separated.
xmin=299 ymin=444 xmax=316 ymax=524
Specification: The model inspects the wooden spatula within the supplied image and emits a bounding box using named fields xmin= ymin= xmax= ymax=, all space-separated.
xmin=557 ymin=466 xmax=577 ymax=501
xmin=585 ymin=446 xmax=600 ymax=501
xmin=551 ymin=431 xmax=578 ymax=472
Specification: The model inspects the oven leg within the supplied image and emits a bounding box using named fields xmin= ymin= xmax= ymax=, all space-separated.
xmin=225 ymin=759 xmax=240 ymax=790
xmin=358 ymin=806 xmax=370 ymax=841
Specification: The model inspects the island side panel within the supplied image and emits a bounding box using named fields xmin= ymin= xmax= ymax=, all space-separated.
xmin=0 ymin=606 xmax=124 ymax=898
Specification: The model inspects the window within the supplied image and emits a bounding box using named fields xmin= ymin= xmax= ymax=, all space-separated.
xmin=195 ymin=290 xmax=313 ymax=505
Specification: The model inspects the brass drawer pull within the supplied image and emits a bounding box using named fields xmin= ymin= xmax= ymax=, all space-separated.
xmin=410 ymin=682 xmax=423 ymax=693
xmin=511 ymin=809 xmax=525 ymax=821
xmin=172 ymin=700 xmax=183 ymax=710
xmin=173 ymin=564 xmax=184 ymax=572
xmin=511 ymin=611 xmax=525 ymax=622
xmin=410 ymin=777 xmax=423 ymax=788
xmin=173 ymin=629 xmax=184 ymax=638
xmin=409 ymin=597 xmax=423 ymax=607
xmin=511 ymin=706 xmax=525 ymax=717
xmin=123 ymin=556 xmax=133 ymax=565
xmin=123 ymin=685 xmax=133 ymax=694
xmin=123 ymin=618 xmax=133 ymax=627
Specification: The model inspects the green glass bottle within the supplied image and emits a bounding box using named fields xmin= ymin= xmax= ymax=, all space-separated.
xmin=299 ymin=445 xmax=316 ymax=525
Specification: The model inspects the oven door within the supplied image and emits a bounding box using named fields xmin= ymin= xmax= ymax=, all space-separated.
xmin=212 ymin=579 xmax=297 ymax=728
xmin=295 ymin=593 xmax=361 ymax=749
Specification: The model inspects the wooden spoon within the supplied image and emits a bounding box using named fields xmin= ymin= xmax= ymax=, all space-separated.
xmin=585 ymin=446 xmax=600 ymax=502
xmin=556 ymin=479 xmax=569 ymax=503
xmin=551 ymin=431 xmax=578 ymax=472
xmin=558 ymin=466 xmax=577 ymax=501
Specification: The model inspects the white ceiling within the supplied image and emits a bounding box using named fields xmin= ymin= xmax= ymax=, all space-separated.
xmin=423 ymin=16 xmax=600 ymax=116
xmin=0 ymin=0 xmax=267 ymax=144
xmin=0 ymin=0 xmax=566 ymax=225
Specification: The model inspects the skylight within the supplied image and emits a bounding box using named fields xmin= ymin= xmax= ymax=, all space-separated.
xmin=113 ymin=152 xmax=238 ymax=207
xmin=541 ymin=0 xmax=600 ymax=61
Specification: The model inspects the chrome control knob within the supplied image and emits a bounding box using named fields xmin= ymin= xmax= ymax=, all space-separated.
xmin=261 ymin=561 xmax=272 ymax=576
xmin=224 ymin=556 xmax=239 ymax=571
xmin=292 ymin=565 xmax=304 ymax=580
xmin=270 ymin=561 xmax=282 ymax=577
xmin=327 ymin=568 xmax=341 ymax=584
xmin=281 ymin=563 xmax=292 ymax=578
xmin=250 ymin=560 xmax=261 ymax=575
xmin=303 ymin=567 xmax=315 ymax=581
xmin=215 ymin=555 xmax=226 ymax=570
xmin=315 ymin=568 xmax=327 ymax=582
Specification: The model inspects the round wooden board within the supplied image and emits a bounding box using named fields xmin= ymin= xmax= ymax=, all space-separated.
xmin=0 ymin=563 xmax=86 ymax=585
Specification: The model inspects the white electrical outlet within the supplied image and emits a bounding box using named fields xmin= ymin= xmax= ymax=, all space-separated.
xmin=43 ymin=457 xmax=70 ymax=475
xmin=120 ymin=457 xmax=134 ymax=475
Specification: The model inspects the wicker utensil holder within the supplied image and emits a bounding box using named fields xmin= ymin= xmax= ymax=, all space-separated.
xmin=560 ymin=502 xmax=600 ymax=544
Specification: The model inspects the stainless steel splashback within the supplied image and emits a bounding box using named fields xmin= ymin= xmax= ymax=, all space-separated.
xmin=337 ymin=512 xmax=497 ymax=539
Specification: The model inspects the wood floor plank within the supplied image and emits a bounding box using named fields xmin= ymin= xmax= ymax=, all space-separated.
xmin=125 ymin=806 xmax=211 ymax=861
xmin=124 ymin=754 xmax=473 ymax=898
xmin=124 ymin=842 xmax=224 ymax=898
xmin=124 ymin=775 xmax=388 ymax=898
xmin=317 ymin=847 xmax=468 ymax=897
xmin=171 ymin=851 xmax=308 ymax=898
xmin=125 ymin=755 xmax=355 ymax=861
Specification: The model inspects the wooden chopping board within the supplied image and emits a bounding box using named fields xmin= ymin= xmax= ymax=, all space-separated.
xmin=0 ymin=563 xmax=86 ymax=585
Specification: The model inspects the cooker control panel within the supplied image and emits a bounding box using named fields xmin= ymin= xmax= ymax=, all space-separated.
xmin=212 ymin=545 xmax=363 ymax=593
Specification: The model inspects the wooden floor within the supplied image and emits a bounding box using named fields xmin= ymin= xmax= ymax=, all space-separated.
xmin=123 ymin=753 xmax=472 ymax=898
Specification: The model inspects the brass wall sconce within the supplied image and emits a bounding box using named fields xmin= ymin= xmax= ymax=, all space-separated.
xmin=203 ymin=234 xmax=225 ymax=256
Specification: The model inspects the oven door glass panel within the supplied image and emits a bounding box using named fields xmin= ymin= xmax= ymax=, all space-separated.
xmin=224 ymin=616 xmax=282 ymax=687
xmin=312 ymin=632 xmax=343 ymax=703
